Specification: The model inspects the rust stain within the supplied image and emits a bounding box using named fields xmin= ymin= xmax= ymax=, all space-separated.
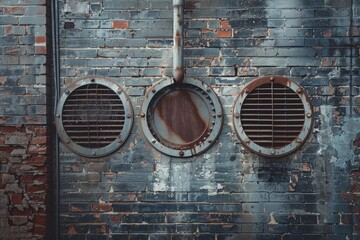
xmin=155 ymin=90 xmax=208 ymax=146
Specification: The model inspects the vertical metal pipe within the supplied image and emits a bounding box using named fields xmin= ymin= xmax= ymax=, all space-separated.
xmin=173 ymin=0 xmax=185 ymax=84
xmin=51 ymin=0 xmax=60 ymax=238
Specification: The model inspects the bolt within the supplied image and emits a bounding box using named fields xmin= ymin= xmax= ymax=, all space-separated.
xmin=296 ymin=88 xmax=302 ymax=94
xmin=179 ymin=151 xmax=184 ymax=157
xmin=270 ymin=77 xmax=275 ymax=82
xmin=140 ymin=113 xmax=145 ymax=118
xmin=306 ymin=113 xmax=312 ymax=118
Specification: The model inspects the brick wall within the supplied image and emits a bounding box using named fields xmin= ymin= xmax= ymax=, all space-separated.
xmin=57 ymin=0 xmax=360 ymax=239
xmin=1 ymin=0 xmax=358 ymax=239
xmin=0 ymin=0 xmax=49 ymax=239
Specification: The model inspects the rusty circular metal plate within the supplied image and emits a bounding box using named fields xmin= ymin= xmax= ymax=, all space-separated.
xmin=140 ymin=78 xmax=223 ymax=157
xmin=233 ymin=75 xmax=313 ymax=157
xmin=56 ymin=78 xmax=133 ymax=158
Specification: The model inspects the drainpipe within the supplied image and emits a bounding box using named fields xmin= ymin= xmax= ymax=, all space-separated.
xmin=173 ymin=0 xmax=185 ymax=84
xmin=51 ymin=0 xmax=60 ymax=238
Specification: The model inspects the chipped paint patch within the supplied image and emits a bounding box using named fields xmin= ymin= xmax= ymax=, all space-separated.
xmin=318 ymin=105 xmax=360 ymax=168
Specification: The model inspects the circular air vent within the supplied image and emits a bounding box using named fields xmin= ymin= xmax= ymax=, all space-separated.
xmin=56 ymin=78 xmax=133 ymax=157
xmin=233 ymin=76 xmax=313 ymax=157
xmin=140 ymin=78 xmax=223 ymax=157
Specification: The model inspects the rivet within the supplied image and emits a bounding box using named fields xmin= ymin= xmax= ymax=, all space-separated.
xmin=306 ymin=113 xmax=312 ymax=118
xmin=92 ymin=151 xmax=96 ymax=156
xmin=117 ymin=88 xmax=122 ymax=94
xmin=126 ymin=114 xmax=131 ymax=119
xmin=65 ymin=90 xmax=70 ymax=95
xmin=234 ymin=114 xmax=240 ymax=119
xmin=56 ymin=114 xmax=60 ymax=118
xmin=151 ymin=139 xmax=156 ymax=144
xmin=140 ymin=113 xmax=145 ymax=118
xmin=179 ymin=151 xmax=184 ymax=157
xmin=206 ymin=88 xmax=211 ymax=93
xmin=245 ymin=89 xmax=250 ymax=94
xmin=296 ymin=138 xmax=302 ymax=143
xmin=217 ymin=114 xmax=222 ymax=118
xmin=65 ymin=139 xmax=70 ymax=143
xmin=152 ymin=89 xmax=156 ymax=93
xmin=208 ymin=139 xmax=212 ymax=143
xmin=296 ymin=88 xmax=302 ymax=94
xmin=270 ymin=77 xmax=275 ymax=82
xmin=270 ymin=149 xmax=275 ymax=155
xmin=91 ymin=79 xmax=95 ymax=82
xmin=244 ymin=138 xmax=250 ymax=144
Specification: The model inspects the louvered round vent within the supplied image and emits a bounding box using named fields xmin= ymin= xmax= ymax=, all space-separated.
xmin=233 ymin=76 xmax=313 ymax=157
xmin=140 ymin=78 xmax=223 ymax=157
xmin=56 ymin=78 xmax=133 ymax=157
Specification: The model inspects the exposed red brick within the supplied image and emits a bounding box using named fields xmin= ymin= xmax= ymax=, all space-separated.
xmin=33 ymin=226 xmax=46 ymax=236
xmin=112 ymin=20 xmax=129 ymax=29
xmin=35 ymin=36 xmax=46 ymax=43
xmin=216 ymin=29 xmax=232 ymax=38
xmin=33 ymin=214 xmax=46 ymax=225
xmin=220 ymin=19 xmax=231 ymax=28
xmin=67 ymin=226 xmax=77 ymax=235
xmin=92 ymin=203 xmax=112 ymax=212
xmin=0 ymin=126 xmax=16 ymax=133
xmin=30 ymin=136 xmax=47 ymax=145
xmin=26 ymin=184 xmax=47 ymax=193
xmin=24 ymin=155 xmax=46 ymax=166
xmin=110 ymin=215 xmax=121 ymax=223
xmin=3 ymin=7 xmax=25 ymax=15
xmin=11 ymin=193 xmax=23 ymax=205
xmin=10 ymin=207 xmax=33 ymax=216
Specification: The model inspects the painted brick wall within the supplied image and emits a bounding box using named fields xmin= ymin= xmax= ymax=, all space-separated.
xmin=0 ymin=0 xmax=49 ymax=239
xmin=60 ymin=0 xmax=358 ymax=239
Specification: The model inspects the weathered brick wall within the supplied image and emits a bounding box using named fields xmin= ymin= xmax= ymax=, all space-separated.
xmin=57 ymin=0 xmax=360 ymax=239
xmin=0 ymin=0 xmax=49 ymax=239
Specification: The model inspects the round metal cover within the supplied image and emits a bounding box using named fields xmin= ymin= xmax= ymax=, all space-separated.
xmin=56 ymin=78 xmax=133 ymax=158
xmin=233 ymin=76 xmax=313 ymax=157
xmin=140 ymin=78 xmax=223 ymax=157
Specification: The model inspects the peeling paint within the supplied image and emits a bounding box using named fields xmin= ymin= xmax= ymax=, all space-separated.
xmin=318 ymin=105 xmax=360 ymax=168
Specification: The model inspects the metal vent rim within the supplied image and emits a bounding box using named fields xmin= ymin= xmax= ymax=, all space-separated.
xmin=233 ymin=75 xmax=313 ymax=157
xmin=55 ymin=77 xmax=133 ymax=158
xmin=140 ymin=78 xmax=223 ymax=158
